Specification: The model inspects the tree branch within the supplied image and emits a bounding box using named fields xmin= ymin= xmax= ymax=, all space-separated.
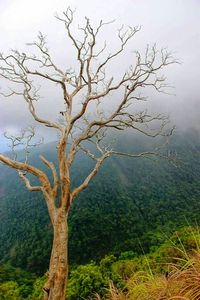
xmin=40 ymin=155 xmax=59 ymax=199
xmin=71 ymin=152 xmax=109 ymax=200
xmin=18 ymin=171 xmax=43 ymax=192
xmin=0 ymin=8 xmax=177 ymax=214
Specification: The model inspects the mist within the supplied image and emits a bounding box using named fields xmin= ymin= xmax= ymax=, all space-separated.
xmin=0 ymin=0 xmax=200 ymax=152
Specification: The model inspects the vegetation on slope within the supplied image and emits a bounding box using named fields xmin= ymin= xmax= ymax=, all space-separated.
xmin=0 ymin=129 xmax=200 ymax=274
xmin=0 ymin=129 xmax=200 ymax=298
xmin=1 ymin=226 xmax=200 ymax=299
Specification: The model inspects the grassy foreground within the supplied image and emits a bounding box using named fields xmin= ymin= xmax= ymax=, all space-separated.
xmin=95 ymin=253 xmax=200 ymax=299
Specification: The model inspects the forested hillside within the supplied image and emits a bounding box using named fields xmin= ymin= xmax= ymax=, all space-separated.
xmin=0 ymin=128 xmax=200 ymax=276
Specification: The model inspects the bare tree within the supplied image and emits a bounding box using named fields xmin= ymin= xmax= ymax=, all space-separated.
xmin=0 ymin=8 xmax=177 ymax=300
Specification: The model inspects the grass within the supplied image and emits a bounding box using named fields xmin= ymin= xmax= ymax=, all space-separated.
xmin=93 ymin=227 xmax=200 ymax=300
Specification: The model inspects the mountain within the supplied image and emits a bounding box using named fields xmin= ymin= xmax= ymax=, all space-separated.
xmin=0 ymin=129 xmax=200 ymax=274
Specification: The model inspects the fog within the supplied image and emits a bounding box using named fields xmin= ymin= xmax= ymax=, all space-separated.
xmin=0 ymin=0 xmax=200 ymax=152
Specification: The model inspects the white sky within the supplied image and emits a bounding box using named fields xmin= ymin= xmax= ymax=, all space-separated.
xmin=0 ymin=0 xmax=200 ymax=151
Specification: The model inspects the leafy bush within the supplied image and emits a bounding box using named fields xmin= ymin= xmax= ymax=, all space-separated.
xmin=68 ymin=263 xmax=107 ymax=299
xmin=0 ymin=281 xmax=20 ymax=300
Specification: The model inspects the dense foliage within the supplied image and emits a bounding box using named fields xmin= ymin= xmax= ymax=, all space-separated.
xmin=0 ymin=129 xmax=200 ymax=298
xmin=1 ymin=129 xmax=200 ymax=275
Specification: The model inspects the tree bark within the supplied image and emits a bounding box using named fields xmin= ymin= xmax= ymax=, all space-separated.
xmin=43 ymin=208 xmax=68 ymax=300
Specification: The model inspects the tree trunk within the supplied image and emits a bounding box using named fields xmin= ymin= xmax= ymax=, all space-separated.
xmin=43 ymin=208 xmax=68 ymax=300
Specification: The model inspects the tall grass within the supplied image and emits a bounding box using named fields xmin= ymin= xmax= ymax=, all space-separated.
xmin=94 ymin=228 xmax=200 ymax=300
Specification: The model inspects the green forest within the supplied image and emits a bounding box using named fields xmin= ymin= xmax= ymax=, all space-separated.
xmin=0 ymin=128 xmax=200 ymax=299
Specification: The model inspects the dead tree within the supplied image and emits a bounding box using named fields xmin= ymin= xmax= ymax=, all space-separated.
xmin=0 ymin=8 xmax=177 ymax=300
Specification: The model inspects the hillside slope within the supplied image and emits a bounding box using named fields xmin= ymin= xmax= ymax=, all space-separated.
xmin=0 ymin=129 xmax=200 ymax=274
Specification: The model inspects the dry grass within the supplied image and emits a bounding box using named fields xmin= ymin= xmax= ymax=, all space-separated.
xmin=94 ymin=250 xmax=200 ymax=300
xmin=172 ymin=252 xmax=200 ymax=299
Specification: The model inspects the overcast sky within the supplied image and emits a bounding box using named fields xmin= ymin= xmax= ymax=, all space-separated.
xmin=0 ymin=0 xmax=200 ymax=152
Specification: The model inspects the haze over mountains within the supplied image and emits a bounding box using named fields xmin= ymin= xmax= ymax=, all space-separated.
xmin=1 ymin=1 xmax=200 ymax=153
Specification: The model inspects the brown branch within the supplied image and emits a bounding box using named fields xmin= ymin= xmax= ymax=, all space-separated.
xmin=78 ymin=144 xmax=98 ymax=161
xmin=0 ymin=55 xmax=63 ymax=131
xmin=71 ymin=152 xmax=109 ymax=200
xmin=0 ymin=154 xmax=53 ymax=199
xmin=57 ymin=135 xmax=71 ymax=209
xmin=109 ymin=150 xmax=166 ymax=159
xmin=95 ymin=25 xmax=141 ymax=75
xmin=18 ymin=172 xmax=43 ymax=192
xmin=0 ymin=8 xmax=177 ymax=214
xmin=40 ymin=155 xmax=59 ymax=199
xmin=0 ymin=154 xmax=57 ymax=223
xmin=0 ymin=154 xmax=45 ymax=178
xmin=25 ymin=69 xmax=71 ymax=107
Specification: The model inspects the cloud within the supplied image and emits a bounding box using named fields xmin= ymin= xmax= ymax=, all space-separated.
xmin=0 ymin=0 xmax=200 ymax=152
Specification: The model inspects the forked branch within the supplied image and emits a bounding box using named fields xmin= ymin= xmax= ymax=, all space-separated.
xmin=0 ymin=7 xmax=177 ymax=209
